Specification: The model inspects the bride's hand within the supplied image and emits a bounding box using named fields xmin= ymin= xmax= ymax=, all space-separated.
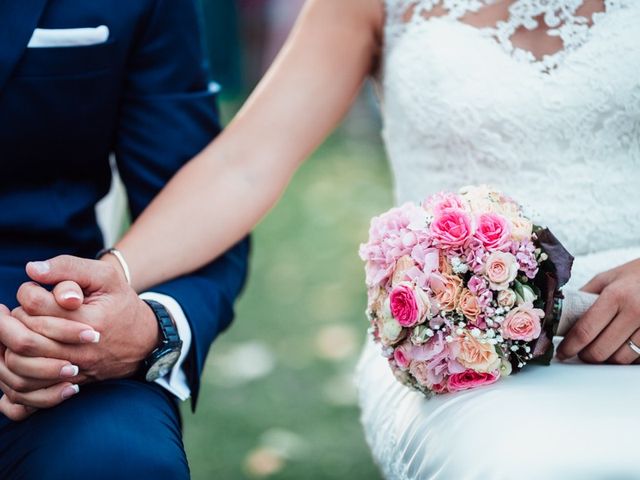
xmin=557 ymin=258 xmax=640 ymax=364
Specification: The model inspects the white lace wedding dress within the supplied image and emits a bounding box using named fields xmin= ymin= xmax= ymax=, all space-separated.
xmin=356 ymin=1 xmax=640 ymax=478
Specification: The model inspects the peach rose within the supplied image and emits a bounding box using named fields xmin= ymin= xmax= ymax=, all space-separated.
xmin=457 ymin=288 xmax=481 ymax=322
xmin=497 ymin=289 xmax=517 ymax=309
xmin=429 ymin=273 xmax=463 ymax=312
xmin=452 ymin=333 xmax=501 ymax=373
xmin=501 ymin=303 xmax=544 ymax=342
xmin=391 ymin=256 xmax=416 ymax=286
xmin=510 ymin=216 xmax=534 ymax=242
xmin=438 ymin=252 xmax=453 ymax=275
xmin=484 ymin=252 xmax=518 ymax=291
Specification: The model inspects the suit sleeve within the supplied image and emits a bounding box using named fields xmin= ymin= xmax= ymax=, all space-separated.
xmin=113 ymin=0 xmax=250 ymax=410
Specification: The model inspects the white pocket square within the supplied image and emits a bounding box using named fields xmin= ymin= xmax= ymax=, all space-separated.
xmin=27 ymin=25 xmax=109 ymax=48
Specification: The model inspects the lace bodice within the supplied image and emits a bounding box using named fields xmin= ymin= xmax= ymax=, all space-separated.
xmin=377 ymin=0 xmax=640 ymax=281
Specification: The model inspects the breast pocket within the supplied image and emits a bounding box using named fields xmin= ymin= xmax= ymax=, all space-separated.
xmin=12 ymin=40 xmax=116 ymax=78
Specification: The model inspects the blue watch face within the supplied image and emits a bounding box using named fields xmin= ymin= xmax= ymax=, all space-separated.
xmin=145 ymin=349 xmax=181 ymax=382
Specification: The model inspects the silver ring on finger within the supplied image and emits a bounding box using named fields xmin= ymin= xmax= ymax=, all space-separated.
xmin=628 ymin=338 xmax=640 ymax=356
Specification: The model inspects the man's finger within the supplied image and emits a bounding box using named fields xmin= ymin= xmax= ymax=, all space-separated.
xmin=0 ymin=379 xmax=79 ymax=409
xmin=578 ymin=310 xmax=639 ymax=364
xmin=0 ymin=305 xmax=10 ymax=316
xmin=0 ymin=395 xmax=36 ymax=421
xmin=26 ymin=255 xmax=115 ymax=292
xmin=557 ymin=291 xmax=618 ymax=360
xmin=16 ymin=282 xmax=71 ymax=318
xmin=53 ymin=281 xmax=84 ymax=311
xmin=4 ymin=350 xmax=81 ymax=381
xmin=12 ymin=307 xmax=100 ymax=345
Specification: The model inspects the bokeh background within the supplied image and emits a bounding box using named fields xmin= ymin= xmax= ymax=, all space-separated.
xmin=193 ymin=1 xmax=392 ymax=478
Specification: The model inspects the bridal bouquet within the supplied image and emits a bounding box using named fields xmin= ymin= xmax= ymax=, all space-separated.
xmin=359 ymin=186 xmax=573 ymax=396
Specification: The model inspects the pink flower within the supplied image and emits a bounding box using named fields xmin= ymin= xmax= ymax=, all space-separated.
xmin=393 ymin=342 xmax=412 ymax=370
xmin=359 ymin=203 xmax=430 ymax=287
xmin=501 ymin=302 xmax=544 ymax=341
xmin=466 ymin=238 xmax=488 ymax=274
xmin=409 ymin=332 xmax=464 ymax=388
xmin=423 ymin=192 xmax=466 ymax=217
xmin=429 ymin=209 xmax=474 ymax=250
xmin=389 ymin=282 xmax=429 ymax=327
xmin=512 ymin=240 xmax=539 ymax=279
xmin=475 ymin=213 xmax=511 ymax=251
xmin=467 ymin=275 xmax=488 ymax=296
xmin=484 ymin=252 xmax=518 ymax=291
xmin=447 ymin=370 xmax=499 ymax=392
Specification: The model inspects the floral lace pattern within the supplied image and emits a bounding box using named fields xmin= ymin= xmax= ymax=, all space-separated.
xmin=376 ymin=0 xmax=640 ymax=263
xmin=384 ymin=0 xmax=630 ymax=72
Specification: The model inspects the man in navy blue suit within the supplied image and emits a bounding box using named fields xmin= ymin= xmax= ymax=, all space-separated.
xmin=0 ymin=1 xmax=249 ymax=477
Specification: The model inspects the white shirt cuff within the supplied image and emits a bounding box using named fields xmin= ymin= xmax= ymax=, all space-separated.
xmin=139 ymin=292 xmax=192 ymax=401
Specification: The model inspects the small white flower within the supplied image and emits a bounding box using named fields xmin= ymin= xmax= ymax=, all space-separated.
xmin=456 ymin=328 xmax=464 ymax=335
xmin=445 ymin=335 xmax=454 ymax=343
xmin=510 ymin=345 xmax=519 ymax=352
xmin=471 ymin=328 xmax=481 ymax=338
xmin=426 ymin=328 xmax=434 ymax=337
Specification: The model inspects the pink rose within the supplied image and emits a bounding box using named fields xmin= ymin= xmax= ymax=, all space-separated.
xmin=447 ymin=370 xmax=499 ymax=392
xmin=484 ymin=252 xmax=518 ymax=291
xmin=501 ymin=302 xmax=544 ymax=341
xmin=393 ymin=343 xmax=412 ymax=370
xmin=389 ymin=282 xmax=429 ymax=327
xmin=423 ymin=192 xmax=466 ymax=217
xmin=429 ymin=209 xmax=473 ymax=250
xmin=475 ymin=213 xmax=511 ymax=251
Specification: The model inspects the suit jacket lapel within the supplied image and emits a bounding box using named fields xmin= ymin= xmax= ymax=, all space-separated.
xmin=0 ymin=0 xmax=49 ymax=95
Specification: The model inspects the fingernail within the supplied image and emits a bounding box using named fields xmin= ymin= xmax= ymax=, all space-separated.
xmin=60 ymin=364 xmax=79 ymax=378
xmin=79 ymin=330 xmax=100 ymax=343
xmin=29 ymin=261 xmax=50 ymax=275
xmin=61 ymin=291 xmax=82 ymax=301
xmin=61 ymin=384 xmax=79 ymax=400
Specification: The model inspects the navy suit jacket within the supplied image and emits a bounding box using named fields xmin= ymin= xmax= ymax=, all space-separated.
xmin=0 ymin=0 xmax=249 ymax=409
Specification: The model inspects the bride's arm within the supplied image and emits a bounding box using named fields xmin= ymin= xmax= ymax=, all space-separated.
xmin=117 ymin=0 xmax=383 ymax=291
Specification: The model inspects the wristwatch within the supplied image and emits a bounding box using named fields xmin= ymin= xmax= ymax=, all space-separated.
xmin=142 ymin=300 xmax=183 ymax=382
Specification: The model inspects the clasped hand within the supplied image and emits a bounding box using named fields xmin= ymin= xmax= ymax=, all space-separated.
xmin=0 ymin=256 xmax=158 ymax=421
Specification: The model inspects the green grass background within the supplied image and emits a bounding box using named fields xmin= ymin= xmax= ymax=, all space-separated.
xmin=181 ymin=97 xmax=392 ymax=479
